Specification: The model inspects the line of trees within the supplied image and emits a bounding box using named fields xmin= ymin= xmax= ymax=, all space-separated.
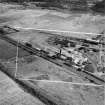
xmin=0 ymin=0 xmax=48 ymax=3
xmin=91 ymin=0 xmax=105 ymax=13
xmin=1 ymin=0 xmax=105 ymax=13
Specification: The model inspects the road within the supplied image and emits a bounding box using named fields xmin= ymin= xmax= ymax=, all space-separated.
xmin=0 ymin=34 xmax=105 ymax=85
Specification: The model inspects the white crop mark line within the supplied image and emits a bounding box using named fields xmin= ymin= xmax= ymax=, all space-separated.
xmin=17 ymin=78 xmax=103 ymax=87
xmin=15 ymin=41 xmax=19 ymax=78
xmin=14 ymin=27 xmax=104 ymax=36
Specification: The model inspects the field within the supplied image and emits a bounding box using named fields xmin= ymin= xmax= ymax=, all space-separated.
xmin=0 ymin=2 xmax=105 ymax=105
xmin=0 ymin=71 xmax=45 ymax=105
xmin=0 ymin=38 xmax=30 ymax=60
xmin=0 ymin=29 xmax=92 ymax=84
xmin=30 ymin=80 xmax=105 ymax=105
xmin=0 ymin=71 xmax=11 ymax=81
xmin=0 ymin=2 xmax=105 ymax=82
xmin=2 ymin=55 xmax=89 ymax=83
xmin=1 ymin=2 xmax=105 ymax=37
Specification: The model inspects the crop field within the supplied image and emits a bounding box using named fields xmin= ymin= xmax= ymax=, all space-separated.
xmin=33 ymin=80 xmax=105 ymax=105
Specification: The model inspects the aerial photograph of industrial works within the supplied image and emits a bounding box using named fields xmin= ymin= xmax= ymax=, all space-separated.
xmin=0 ymin=0 xmax=105 ymax=105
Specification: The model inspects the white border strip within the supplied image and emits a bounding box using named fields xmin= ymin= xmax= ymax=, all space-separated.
xmin=17 ymin=78 xmax=104 ymax=87
xmin=14 ymin=27 xmax=104 ymax=36
xmin=15 ymin=40 xmax=19 ymax=78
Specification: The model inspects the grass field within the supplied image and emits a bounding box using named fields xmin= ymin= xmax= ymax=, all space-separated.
xmin=35 ymin=81 xmax=104 ymax=105
xmin=0 ymin=72 xmax=45 ymax=105
xmin=0 ymin=39 xmax=30 ymax=60
xmin=3 ymin=55 xmax=90 ymax=83
xmin=0 ymin=3 xmax=105 ymax=37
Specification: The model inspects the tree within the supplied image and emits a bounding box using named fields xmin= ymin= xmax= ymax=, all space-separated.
xmin=91 ymin=0 xmax=105 ymax=13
